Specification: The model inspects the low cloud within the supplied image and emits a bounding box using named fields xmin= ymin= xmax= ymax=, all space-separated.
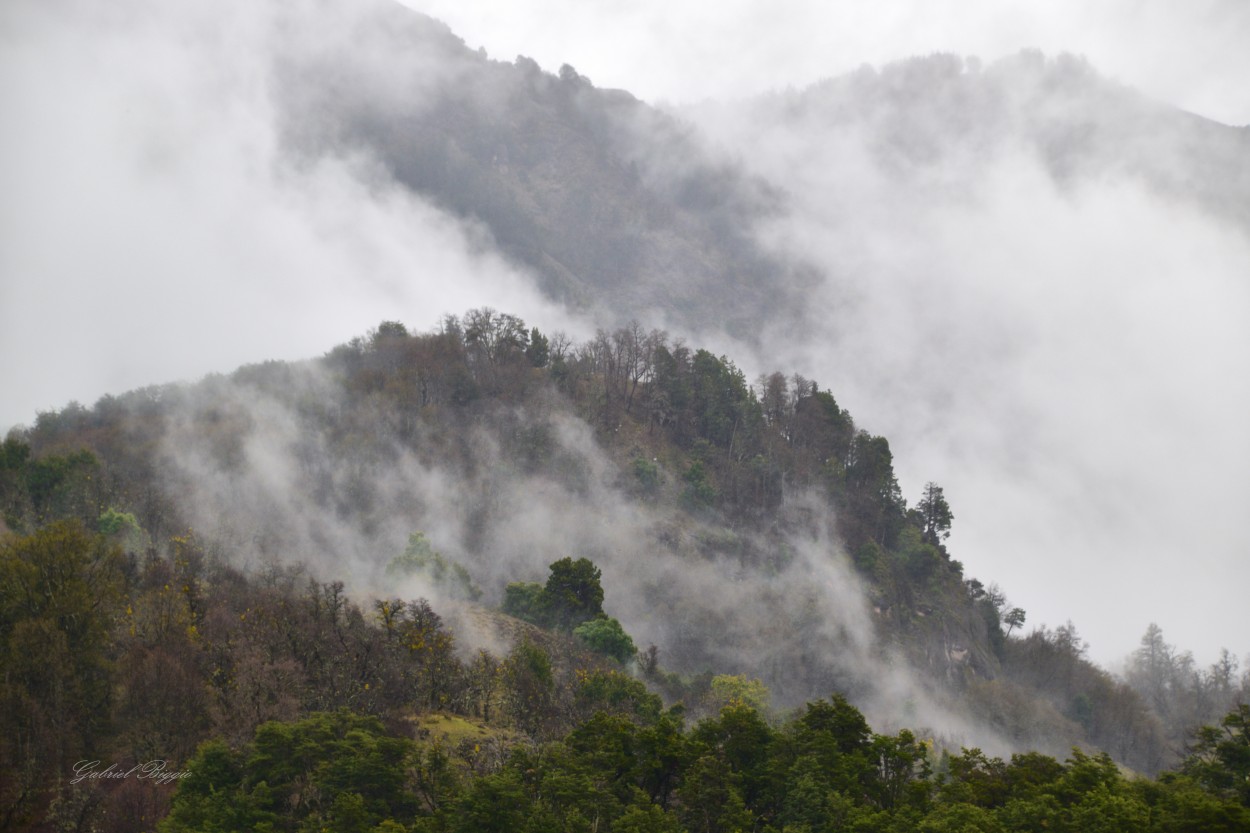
xmin=0 ymin=0 xmax=579 ymax=432
xmin=687 ymin=58 xmax=1250 ymax=666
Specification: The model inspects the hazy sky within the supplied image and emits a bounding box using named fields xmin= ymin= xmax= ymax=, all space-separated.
xmin=403 ymin=0 xmax=1250 ymax=125
xmin=0 ymin=0 xmax=579 ymax=432
xmin=400 ymin=0 xmax=1250 ymax=666
xmin=2 ymin=0 xmax=1247 ymax=672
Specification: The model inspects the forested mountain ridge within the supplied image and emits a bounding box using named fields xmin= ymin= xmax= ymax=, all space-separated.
xmin=262 ymin=0 xmax=1250 ymax=350
xmin=3 ymin=1 xmax=1249 ymax=829
xmin=268 ymin=0 xmax=810 ymax=337
xmin=4 ymin=312 xmax=1245 ymax=800
xmin=3 ymin=312 xmax=1247 ymax=832
xmin=695 ymin=50 xmax=1250 ymax=230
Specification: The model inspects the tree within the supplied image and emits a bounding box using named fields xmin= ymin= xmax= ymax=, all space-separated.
xmin=574 ymin=617 xmax=637 ymax=663
xmin=845 ymin=432 xmax=906 ymax=546
xmin=386 ymin=532 xmax=481 ymax=601
xmin=163 ymin=711 xmax=418 ymax=832
xmin=1003 ymin=607 xmax=1026 ymax=637
xmin=917 ymin=481 xmax=954 ymax=545
xmin=1183 ymin=703 xmax=1250 ymax=806
xmin=676 ymin=755 xmax=754 ymax=833
xmin=526 ymin=327 xmax=550 ymax=368
xmin=502 ymin=640 xmax=554 ymax=735
xmin=0 ymin=520 xmax=124 ymax=812
xmin=543 ymin=557 xmax=604 ymax=630
xmin=707 ymin=674 xmax=771 ymax=714
xmin=501 ymin=581 xmax=546 ymax=624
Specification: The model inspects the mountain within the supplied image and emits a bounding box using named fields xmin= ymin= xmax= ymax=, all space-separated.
xmin=5 ymin=314 xmax=1244 ymax=768
xmin=3 ymin=1 xmax=1250 ymax=830
xmin=269 ymin=0 xmax=811 ymax=337
xmin=691 ymin=50 xmax=1250 ymax=230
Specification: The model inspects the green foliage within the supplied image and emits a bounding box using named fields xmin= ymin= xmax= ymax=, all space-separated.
xmin=97 ymin=506 xmax=140 ymax=537
xmin=844 ymin=431 xmax=905 ymax=546
xmin=575 ymin=669 xmax=663 ymax=722
xmin=501 ymin=557 xmax=608 ymax=632
xmin=1003 ymin=607 xmax=1026 ymax=636
xmin=917 ymin=481 xmax=954 ymax=545
xmin=543 ymin=556 xmax=605 ymax=630
xmin=23 ymin=448 xmax=99 ymax=522
xmin=707 ymin=674 xmax=771 ymax=714
xmin=451 ymin=770 xmax=532 ymax=833
xmin=689 ymin=350 xmax=758 ymax=451
xmin=614 ymin=803 xmax=683 ymax=833
xmin=898 ymin=524 xmax=943 ymax=584
xmin=0 ymin=435 xmax=31 ymax=470
xmin=163 ymin=711 xmax=417 ymax=833
xmin=682 ymin=460 xmax=718 ymax=508
xmin=8 ymin=303 xmax=1241 ymax=830
xmin=632 ymin=455 xmax=660 ymax=494
xmin=918 ymin=801 xmax=1002 ymax=832
xmin=854 ymin=541 xmax=882 ymax=573
xmin=502 ymin=580 xmax=547 ymax=623
xmin=0 ymin=520 xmax=124 ymax=797
xmin=387 ymin=531 xmax=482 ymax=601
xmin=526 ymin=326 xmax=550 ymax=368
xmin=574 ymin=616 xmax=638 ymax=663
xmin=1183 ymin=703 xmax=1250 ymax=806
xmin=503 ymin=639 xmax=555 ymax=735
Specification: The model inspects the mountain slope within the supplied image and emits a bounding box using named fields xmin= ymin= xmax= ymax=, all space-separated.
xmin=269 ymin=0 xmax=809 ymax=336
xmin=9 ymin=314 xmax=1242 ymax=776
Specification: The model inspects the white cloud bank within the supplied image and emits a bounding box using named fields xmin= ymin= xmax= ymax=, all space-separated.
xmin=405 ymin=0 xmax=1250 ymax=125
xmin=0 ymin=0 xmax=577 ymax=431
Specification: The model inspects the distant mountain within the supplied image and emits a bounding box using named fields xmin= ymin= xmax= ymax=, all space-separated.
xmin=269 ymin=0 xmax=812 ymax=337
xmin=693 ymin=50 xmax=1250 ymax=231
xmin=269 ymin=4 xmax=1248 ymax=348
xmin=9 ymin=312 xmax=1244 ymax=776
xmin=6 ymin=0 xmax=1249 ymax=789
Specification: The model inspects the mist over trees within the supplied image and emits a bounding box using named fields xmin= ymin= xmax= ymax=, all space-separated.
xmin=4 ymin=311 xmax=1247 ymax=828
xmin=3 ymin=1 xmax=1249 ymax=830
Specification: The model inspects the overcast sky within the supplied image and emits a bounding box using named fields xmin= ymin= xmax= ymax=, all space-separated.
xmin=2 ymin=0 xmax=1247 ymax=671
xmin=404 ymin=0 xmax=1250 ymax=125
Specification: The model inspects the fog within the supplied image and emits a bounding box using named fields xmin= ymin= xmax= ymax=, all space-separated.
xmin=149 ymin=356 xmax=1011 ymax=753
xmin=3 ymin=0 xmax=1248 ymax=684
xmin=0 ymin=0 xmax=580 ymax=432
xmin=404 ymin=0 xmax=1250 ymax=125
xmin=682 ymin=60 xmax=1250 ymax=667
xmin=407 ymin=0 xmax=1250 ymax=666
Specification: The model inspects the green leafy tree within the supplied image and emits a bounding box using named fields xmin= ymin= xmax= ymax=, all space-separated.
xmin=677 ymin=755 xmax=754 ymax=833
xmin=1183 ymin=703 xmax=1250 ymax=806
xmin=543 ymin=557 xmax=604 ymax=630
xmin=917 ymin=481 xmax=954 ymax=545
xmin=526 ymin=326 xmax=550 ymax=368
xmin=869 ymin=729 xmax=931 ymax=811
xmin=451 ymin=770 xmax=532 ymax=833
xmin=574 ymin=670 xmax=663 ymax=723
xmin=613 ymin=802 xmax=683 ymax=833
xmin=574 ymin=616 xmax=638 ymax=663
xmin=501 ymin=581 xmax=547 ymax=624
xmin=682 ymin=460 xmax=718 ymax=508
xmin=0 ymin=520 xmax=124 ymax=821
xmin=163 ymin=711 xmax=417 ymax=832
xmin=692 ymin=703 xmax=774 ymax=812
xmin=503 ymin=640 xmax=555 ymax=736
xmin=707 ymin=674 xmax=771 ymax=714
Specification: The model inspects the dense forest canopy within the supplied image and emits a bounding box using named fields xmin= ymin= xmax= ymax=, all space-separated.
xmin=2 ymin=312 xmax=1247 ymax=830
xmin=3 ymin=2 xmax=1248 ymax=831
